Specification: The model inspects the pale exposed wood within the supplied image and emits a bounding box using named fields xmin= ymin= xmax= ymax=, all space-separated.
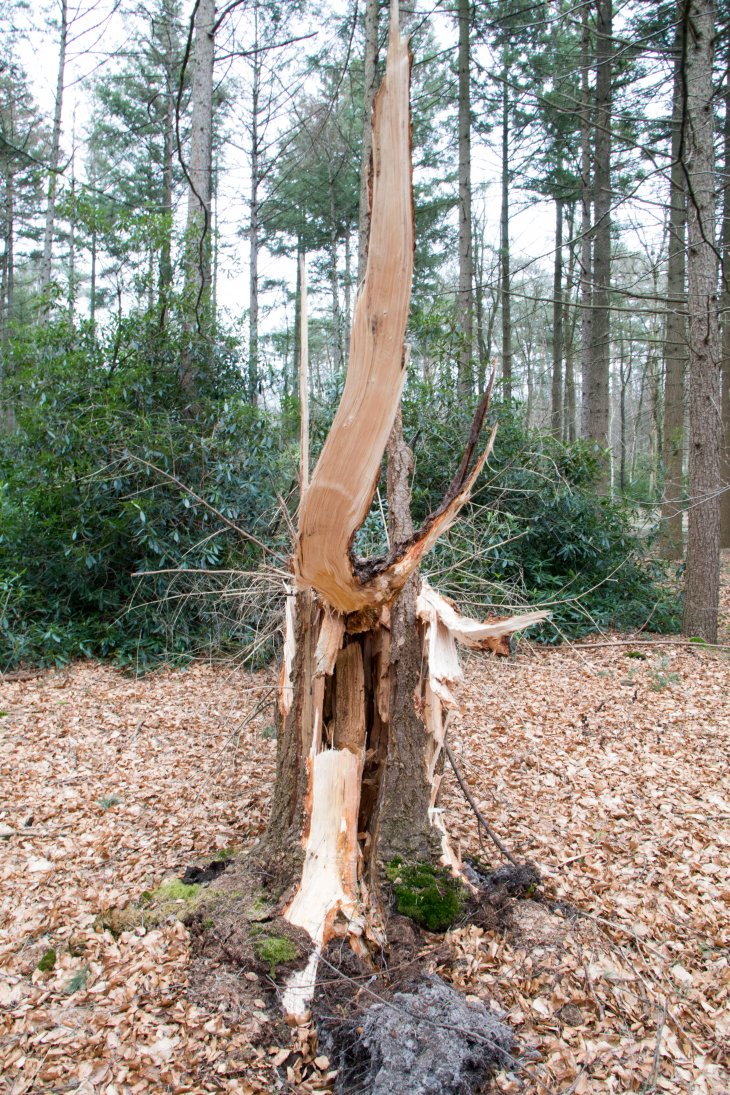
xmin=283 ymin=746 xmax=365 ymax=1017
xmin=295 ymin=14 xmax=413 ymax=613
xmin=332 ymin=644 xmax=366 ymax=753
xmin=314 ymin=606 xmax=345 ymax=676
xmin=299 ymin=252 xmax=309 ymax=495
xmin=279 ymin=592 xmax=297 ymax=718
xmin=418 ymin=582 xmax=549 ymax=652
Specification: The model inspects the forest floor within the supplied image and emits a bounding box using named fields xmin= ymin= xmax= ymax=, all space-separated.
xmin=1 ymin=554 xmax=729 ymax=1094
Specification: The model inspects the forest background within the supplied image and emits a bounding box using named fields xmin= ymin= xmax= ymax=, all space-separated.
xmin=0 ymin=0 xmax=728 ymax=671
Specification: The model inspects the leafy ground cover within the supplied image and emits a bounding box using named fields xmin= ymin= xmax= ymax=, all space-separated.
xmin=0 ymin=555 xmax=728 ymax=1093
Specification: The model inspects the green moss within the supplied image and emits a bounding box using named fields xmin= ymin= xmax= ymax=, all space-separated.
xmin=65 ymin=966 xmax=89 ymax=994
xmin=386 ymin=859 xmax=466 ymax=932
xmin=253 ymin=934 xmax=298 ymax=978
xmin=37 ymin=948 xmax=56 ymax=972
xmin=151 ymin=880 xmax=201 ymax=903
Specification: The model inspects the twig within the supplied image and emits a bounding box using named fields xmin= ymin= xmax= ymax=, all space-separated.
xmin=569 ymin=638 xmax=730 ymax=652
xmin=126 ymin=454 xmax=288 ymax=563
xmin=443 ymin=739 xmax=519 ymax=867
xmin=642 ymin=1001 xmax=668 ymax=1093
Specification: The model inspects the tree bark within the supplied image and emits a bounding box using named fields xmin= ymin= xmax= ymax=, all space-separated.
xmin=551 ymin=197 xmax=563 ymax=436
xmin=586 ymin=0 xmax=612 ymax=485
xmin=563 ymin=202 xmax=578 ymax=442
xmin=181 ymin=0 xmax=215 ymax=391
xmin=579 ymin=0 xmax=593 ymax=438
xmin=660 ymin=8 xmax=688 ymax=559
xmin=248 ymin=14 xmax=261 ymax=406
xmin=357 ymin=0 xmax=379 ymax=282
xmin=158 ymin=4 xmax=177 ymax=329
xmin=40 ymin=0 xmax=68 ymax=301
xmin=720 ymin=40 xmax=730 ymax=550
xmin=682 ymin=0 xmax=722 ymax=642
xmin=500 ymin=62 xmax=512 ymax=401
xmin=456 ymin=0 xmax=474 ymax=397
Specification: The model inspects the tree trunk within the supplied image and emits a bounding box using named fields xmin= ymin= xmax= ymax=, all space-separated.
xmin=586 ymin=0 xmax=612 ymax=485
xmin=682 ymin=0 xmax=722 ymax=642
xmin=500 ymin=62 xmax=512 ymax=401
xmin=180 ymin=0 xmax=215 ymax=392
xmin=260 ymin=9 xmax=546 ymax=1020
xmin=158 ymin=12 xmax=176 ymax=329
xmin=579 ymin=0 xmax=593 ymax=439
xmin=551 ymin=197 xmax=563 ymax=436
xmin=563 ymin=202 xmax=577 ymax=442
xmin=456 ymin=0 xmax=474 ymax=397
xmin=357 ymin=0 xmax=379 ymax=283
xmin=248 ymin=19 xmax=261 ymax=406
xmin=328 ymin=166 xmax=343 ymax=375
xmin=660 ymin=8 xmax=688 ymax=559
xmin=720 ymin=40 xmax=730 ymax=550
xmin=40 ymin=0 xmax=68 ymax=301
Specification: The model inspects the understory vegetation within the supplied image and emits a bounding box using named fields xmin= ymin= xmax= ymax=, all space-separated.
xmin=0 ymin=313 xmax=680 ymax=671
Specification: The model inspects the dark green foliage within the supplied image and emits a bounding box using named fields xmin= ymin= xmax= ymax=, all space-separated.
xmin=0 ymin=312 xmax=291 ymax=670
xmin=386 ymin=858 xmax=466 ymax=932
xmin=398 ymin=380 xmax=681 ymax=642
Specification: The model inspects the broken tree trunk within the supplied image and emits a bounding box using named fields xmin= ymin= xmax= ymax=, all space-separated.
xmin=259 ymin=1 xmax=546 ymax=1021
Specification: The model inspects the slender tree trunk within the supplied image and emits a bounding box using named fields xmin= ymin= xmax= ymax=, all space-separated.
xmin=40 ymin=0 xmax=68 ymax=300
xmin=500 ymin=62 xmax=512 ymax=401
xmin=329 ymin=167 xmax=343 ymax=375
xmin=358 ymin=0 xmax=379 ymax=282
xmin=181 ymin=0 xmax=215 ymax=392
xmin=1 ymin=167 xmax=13 ymax=346
xmin=344 ymin=227 xmax=352 ymax=355
xmin=249 ymin=74 xmax=260 ymax=403
xmin=579 ymin=0 xmax=593 ymax=438
xmin=586 ymin=0 xmax=612 ymax=483
xmin=456 ymin=0 xmax=474 ymax=396
xmin=660 ymin=8 xmax=688 ymax=558
xmin=159 ymin=18 xmax=176 ymax=328
xmin=563 ymin=202 xmax=577 ymax=442
xmin=551 ymin=198 xmax=563 ymax=436
xmin=720 ymin=42 xmax=730 ymax=549
xmin=682 ymin=0 xmax=722 ymax=641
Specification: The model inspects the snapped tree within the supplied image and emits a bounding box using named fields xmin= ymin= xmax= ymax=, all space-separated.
xmin=257 ymin=1 xmax=546 ymax=1020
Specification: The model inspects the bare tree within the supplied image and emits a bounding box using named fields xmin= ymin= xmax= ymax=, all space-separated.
xmin=457 ymin=0 xmax=474 ymax=395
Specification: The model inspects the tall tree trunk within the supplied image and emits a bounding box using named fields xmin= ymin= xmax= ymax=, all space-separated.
xmin=248 ymin=20 xmax=261 ymax=406
xmin=682 ymin=0 xmax=722 ymax=641
xmin=720 ymin=41 xmax=730 ymax=550
xmin=551 ymin=197 xmax=563 ymax=436
xmin=586 ymin=0 xmax=612 ymax=484
xmin=500 ymin=63 xmax=512 ymax=401
xmin=1 ymin=166 xmax=13 ymax=346
xmin=40 ymin=0 xmax=68 ymax=300
xmin=328 ymin=167 xmax=343 ymax=375
xmin=159 ymin=12 xmax=176 ymax=329
xmin=660 ymin=8 xmax=688 ymax=559
xmin=357 ymin=0 xmax=379 ymax=282
xmin=181 ymin=0 xmax=215 ymax=392
xmin=579 ymin=1 xmax=593 ymax=438
xmin=563 ymin=202 xmax=577 ymax=442
xmin=456 ymin=0 xmax=474 ymax=396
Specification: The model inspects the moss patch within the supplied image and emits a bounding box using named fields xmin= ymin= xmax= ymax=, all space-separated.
xmin=387 ymin=859 xmax=466 ymax=932
xmin=253 ymin=934 xmax=298 ymax=978
xmin=36 ymin=948 xmax=56 ymax=972
xmin=98 ymin=878 xmax=202 ymax=936
xmin=151 ymin=880 xmax=201 ymax=903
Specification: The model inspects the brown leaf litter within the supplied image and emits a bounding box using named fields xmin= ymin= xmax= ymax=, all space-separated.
xmin=1 ymin=555 xmax=728 ymax=1092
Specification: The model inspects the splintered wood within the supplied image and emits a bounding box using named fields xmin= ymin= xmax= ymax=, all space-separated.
xmin=295 ymin=10 xmax=414 ymax=615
